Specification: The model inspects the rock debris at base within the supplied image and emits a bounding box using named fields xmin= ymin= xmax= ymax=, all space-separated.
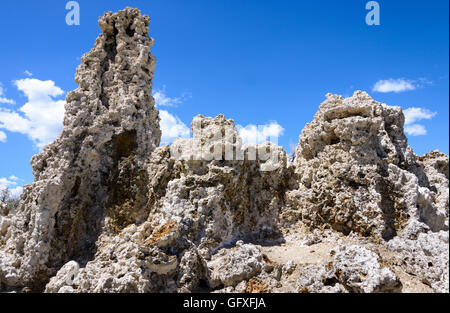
xmin=0 ymin=7 xmax=448 ymax=293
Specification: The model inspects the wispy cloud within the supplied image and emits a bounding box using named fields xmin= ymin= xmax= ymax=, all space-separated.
xmin=24 ymin=70 xmax=33 ymax=77
xmin=373 ymin=78 xmax=416 ymax=93
xmin=403 ymin=107 xmax=437 ymax=136
xmin=0 ymin=78 xmax=65 ymax=148
xmin=237 ymin=122 xmax=284 ymax=145
xmin=0 ymin=83 xmax=15 ymax=105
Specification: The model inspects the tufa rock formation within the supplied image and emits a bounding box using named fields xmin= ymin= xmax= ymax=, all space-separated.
xmin=285 ymin=92 xmax=446 ymax=240
xmin=0 ymin=7 xmax=160 ymax=291
xmin=0 ymin=7 xmax=448 ymax=293
xmin=418 ymin=150 xmax=449 ymax=218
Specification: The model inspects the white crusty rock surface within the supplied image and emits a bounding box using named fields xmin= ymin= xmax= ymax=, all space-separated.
xmin=418 ymin=150 xmax=449 ymax=218
xmin=0 ymin=7 xmax=160 ymax=291
xmin=297 ymin=245 xmax=401 ymax=293
xmin=141 ymin=114 xmax=289 ymax=292
xmin=386 ymin=230 xmax=449 ymax=293
xmin=206 ymin=241 xmax=264 ymax=288
xmin=0 ymin=7 xmax=448 ymax=294
xmin=44 ymin=261 xmax=80 ymax=293
xmin=285 ymin=91 xmax=447 ymax=240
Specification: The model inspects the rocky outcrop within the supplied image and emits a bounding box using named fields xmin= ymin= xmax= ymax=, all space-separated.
xmin=285 ymin=91 xmax=447 ymax=241
xmin=386 ymin=230 xmax=449 ymax=293
xmin=0 ymin=7 xmax=448 ymax=294
xmin=418 ymin=150 xmax=449 ymax=217
xmin=149 ymin=114 xmax=288 ymax=250
xmin=140 ymin=114 xmax=289 ymax=292
xmin=297 ymin=245 xmax=402 ymax=293
xmin=206 ymin=241 xmax=265 ymax=289
xmin=0 ymin=7 xmax=160 ymax=291
xmin=44 ymin=261 xmax=80 ymax=293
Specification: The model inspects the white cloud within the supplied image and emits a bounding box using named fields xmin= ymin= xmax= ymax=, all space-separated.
xmin=0 ymin=176 xmax=23 ymax=199
xmin=237 ymin=122 xmax=284 ymax=145
xmin=24 ymin=70 xmax=33 ymax=77
xmin=0 ymin=78 xmax=65 ymax=148
xmin=403 ymin=107 xmax=436 ymax=125
xmin=0 ymin=83 xmax=15 ymax=105
xmin=159 ymin=110 xmax=190 ymax=145
xmin=405 ymin=124 xmax=427 ymax=136
xmin=0 ymin=130 xmax=6 ymax=142
xmin=401 ymin=107 xmax=437 ymax=136
xmin=373 ymin=78 xmax=416 ymax=93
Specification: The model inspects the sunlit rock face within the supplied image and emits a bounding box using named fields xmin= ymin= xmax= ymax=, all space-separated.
xmin=0 ymin=7 xmax=448 ymax=294
xmin=418 ymin=150 xmax=449 ymax=218
xmin=0 ymin=7 xmax=160 ymax=291
xmin=144 ymin=114 xmax=289 ymax=292
xmin=285 ymin=91 xmax=446 ymax=241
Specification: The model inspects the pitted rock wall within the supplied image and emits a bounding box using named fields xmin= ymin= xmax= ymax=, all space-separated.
xmin=0 ymin=7 xmax=160 ymax=291
xmin=0 ymin=7 xmax=448 ymax=294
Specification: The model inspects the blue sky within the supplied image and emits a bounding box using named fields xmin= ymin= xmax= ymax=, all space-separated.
xmin=0 ymin=0 xmax=448 ymax=195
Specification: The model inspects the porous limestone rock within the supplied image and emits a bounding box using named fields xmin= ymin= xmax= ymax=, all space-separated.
xmin=0 ymin=7 xmax=160 ymax=291
xmin=285 ymin=91 xmax=447 ymax=241
xmin=386 ymin=230 xmax=449 ymax=293
xmin=206 ymin=241 xmax=264 ymax=288
xmin=142 ymin=114 xmax=290 ymax=291
xmin=1 ymin=7 xmax=449 ymax=295
xmin=36 ymin=112 xmax=287 ymax=293
xmin=44 ymin=261 xmax=80 ymax=293
xmin=418 ymin=150 xmax=449 ymax=217
xmin=297 ymin=245 xmax=401 ymax=293
xmin=149 ymin=115 xmax=288 ymax=252
xmin=67 ymin=224 xmax=179 ymax=293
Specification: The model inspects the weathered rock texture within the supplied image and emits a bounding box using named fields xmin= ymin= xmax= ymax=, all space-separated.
xmin=0 ymin=7 xmax=448 ymax=294
xmin=285 ymin=92 xmax=447 ymax=241
xmin=0 ymin=7 xmax=160 ymax=291
xmin=418 ymin=150 xmax=449 ymax=218
xmin=297 ymin=245 xmax=402 ymax=293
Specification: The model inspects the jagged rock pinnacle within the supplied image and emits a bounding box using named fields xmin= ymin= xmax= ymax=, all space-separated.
xmin=0 ymin=9 xmax=448 ymax=294
xmin=0 ymin=7 xmax=160 ymax=291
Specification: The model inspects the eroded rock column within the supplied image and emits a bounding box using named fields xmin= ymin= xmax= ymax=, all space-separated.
xmin=0 ymin=7 xmax=160 ymax=291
